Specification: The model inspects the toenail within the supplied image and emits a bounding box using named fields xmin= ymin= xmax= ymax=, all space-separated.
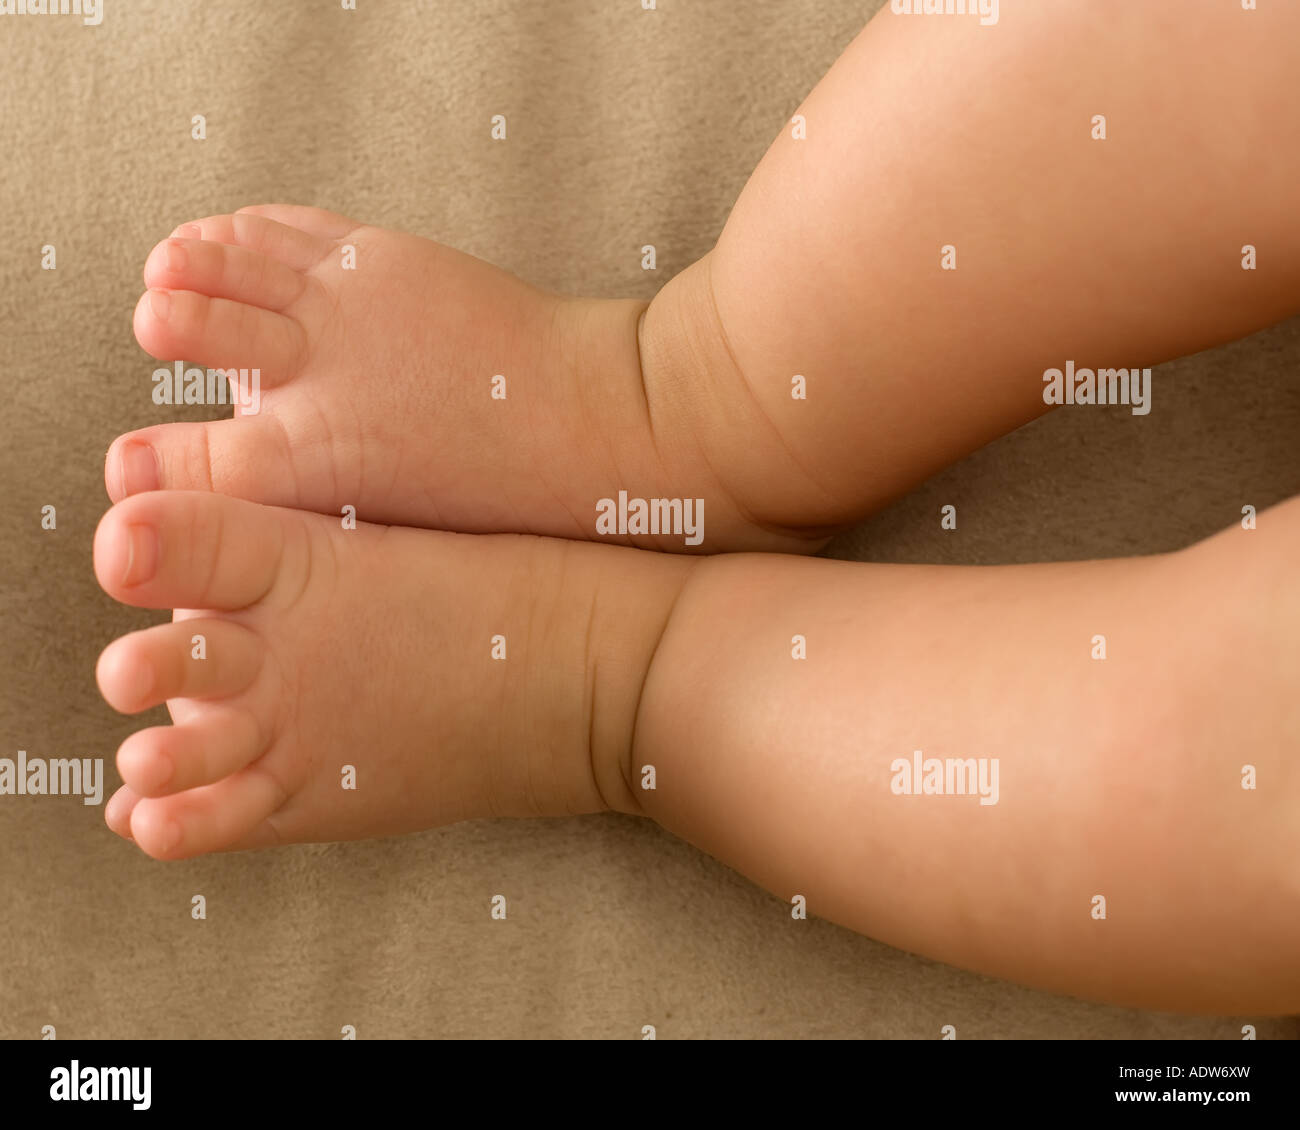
xmin=119 ymin=441 xmax=159 ymax=496
xmin=148 ymin=289 xmax=172 ymax=321
xmin=120 ymin=524 xmax=159 ymax=587
xmin=172 ymin=223 xmax=202 ymax=240
xmin=164 ymin=240 xmax=187 ymax=273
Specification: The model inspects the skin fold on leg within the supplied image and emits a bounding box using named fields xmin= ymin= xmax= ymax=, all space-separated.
xmin=643 ymin=0 xmax=1300 ymax=529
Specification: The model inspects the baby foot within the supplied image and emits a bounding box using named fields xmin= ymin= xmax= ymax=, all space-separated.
xmin=93 ymin=489 xmax=688 ymax=859
xmin=111 ymin=205 xmax=831 ymax=554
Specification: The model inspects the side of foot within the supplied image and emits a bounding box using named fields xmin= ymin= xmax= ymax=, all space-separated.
xmin=93 ymin=489 xmax=689 ymax=859
xmin=111 ymin=205 xmax=835 ymax=553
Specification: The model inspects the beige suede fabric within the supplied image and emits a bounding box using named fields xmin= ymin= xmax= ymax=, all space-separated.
xmin=1 ymin=0 xmax=1295 ymax=1039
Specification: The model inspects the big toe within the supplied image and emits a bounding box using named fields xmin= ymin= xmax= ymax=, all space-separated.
xmin=93 ymin=489 xmax=307 ymax=612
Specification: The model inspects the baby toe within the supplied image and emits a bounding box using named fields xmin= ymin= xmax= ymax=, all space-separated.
xmin=129 ymin=768 xmax=289 ymax=860
xmin=117 ymin=707 xmax=268 ymax=798
xmin=97 ymin=618 xmax=263 ymax=715
xmin=133 ymin=286 xmax=305 ymax=386
xmin=144 ymin=236 xmax=307 ymax=312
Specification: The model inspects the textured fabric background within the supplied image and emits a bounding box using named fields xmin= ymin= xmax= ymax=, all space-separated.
xmin=1 ymin=0 xmax=1296 ymax=1039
